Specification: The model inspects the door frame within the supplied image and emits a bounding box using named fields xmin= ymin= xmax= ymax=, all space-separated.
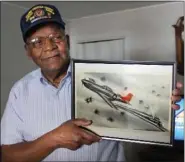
xmin=70 ymin=32 xmax=129 ymax=60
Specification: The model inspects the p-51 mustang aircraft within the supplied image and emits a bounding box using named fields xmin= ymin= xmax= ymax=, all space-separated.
xmin=81 ymin=78 xmax=167 ymax=132
xmin=81 ymin=78 xmax=133 ymax=110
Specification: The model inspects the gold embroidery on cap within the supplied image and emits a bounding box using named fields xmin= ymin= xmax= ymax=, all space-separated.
xmin=44 ymin=6 xmax=54 ymax=15
xmin=26 ymin=10 xmax=33 ymax=22
xmin=25 ymin=6 xmax=55 ymax=22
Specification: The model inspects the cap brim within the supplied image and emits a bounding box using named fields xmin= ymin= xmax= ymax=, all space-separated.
xmin=23 ymin=18 xmax=65 ymax=42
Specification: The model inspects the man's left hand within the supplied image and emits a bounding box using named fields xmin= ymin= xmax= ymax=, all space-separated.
xmin=171 ymin=82 xmax=183 ymax=110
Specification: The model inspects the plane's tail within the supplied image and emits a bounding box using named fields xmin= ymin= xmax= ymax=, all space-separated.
xmin=121 ymin=93 xmax=133 ymax=103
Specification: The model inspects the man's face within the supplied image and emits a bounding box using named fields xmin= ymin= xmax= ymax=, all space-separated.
xmin=25 ymin=23 xmax=70 ymax=73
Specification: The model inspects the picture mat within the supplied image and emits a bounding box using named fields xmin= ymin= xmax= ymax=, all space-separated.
xmin=73 ymin=62 xmax=174 ymax=144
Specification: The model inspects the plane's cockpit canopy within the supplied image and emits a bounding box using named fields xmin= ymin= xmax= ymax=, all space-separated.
xmin=89 ymin=78 xmax=96 ymax=83
xmin=102 ymin=85 xmax=113 ymax=92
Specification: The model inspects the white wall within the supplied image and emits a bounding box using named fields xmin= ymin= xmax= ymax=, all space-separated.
xmin=68 ymin=2 xmax=183 ymax=61
xmin=67 ymin=2 xmax=184 ymax=92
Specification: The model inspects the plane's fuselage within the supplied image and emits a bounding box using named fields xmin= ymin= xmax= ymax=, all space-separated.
xmin=81 ymin=79 xmax=117 ymax=100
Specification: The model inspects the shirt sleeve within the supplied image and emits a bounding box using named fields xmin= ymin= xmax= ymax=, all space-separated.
xmin=1 ymin=87 xmax=24 ymax=145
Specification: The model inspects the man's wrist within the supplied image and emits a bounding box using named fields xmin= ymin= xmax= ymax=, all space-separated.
xmin=37 ymin=131 xmax=60 ymax=150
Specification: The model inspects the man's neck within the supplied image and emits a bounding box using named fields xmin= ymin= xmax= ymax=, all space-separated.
xmin=43 ymin=70 xmax=67 ymax=87
xmin=42 ymin=64 xmax=69 ymax=88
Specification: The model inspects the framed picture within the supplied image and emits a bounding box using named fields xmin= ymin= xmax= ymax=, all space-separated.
xmin=71 ymin=59 xmax=176 ymax=146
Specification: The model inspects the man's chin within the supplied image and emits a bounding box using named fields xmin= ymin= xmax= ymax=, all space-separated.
xmin=41 ymin=58 xmax=70 ymax=73
xmin=43 ymin=67 xmax=62 ymax=73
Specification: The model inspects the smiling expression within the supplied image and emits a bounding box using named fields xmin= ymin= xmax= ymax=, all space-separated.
xmin=25 ymin=23 xmax=70 ymax=73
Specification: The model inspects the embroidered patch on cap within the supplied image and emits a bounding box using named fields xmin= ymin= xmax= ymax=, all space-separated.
xmin=25 ymin=5 xmax=55 ymax=23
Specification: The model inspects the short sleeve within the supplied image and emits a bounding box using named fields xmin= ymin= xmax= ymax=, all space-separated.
xmin=1 ymin=87 xmax=24 ymax=145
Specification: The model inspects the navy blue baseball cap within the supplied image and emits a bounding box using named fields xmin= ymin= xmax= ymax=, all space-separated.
xmin=20 ymin=4 xmax=65 ymax=42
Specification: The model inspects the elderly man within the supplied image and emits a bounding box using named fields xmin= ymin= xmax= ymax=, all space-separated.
xmin=1 ymin=4 xmax=183 ymax=162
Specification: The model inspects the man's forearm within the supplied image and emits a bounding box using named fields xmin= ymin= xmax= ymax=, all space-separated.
xmin=1 ymin=132 xmax=57 ymax=162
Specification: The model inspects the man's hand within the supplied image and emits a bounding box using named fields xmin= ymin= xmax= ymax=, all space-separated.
xmin=1 ymin=119 xmax=101 ymax=162
xmin=171 ymin=82 xmax=183 ymax=110
xmin=48 ymin=118 xmax=101 ymax=150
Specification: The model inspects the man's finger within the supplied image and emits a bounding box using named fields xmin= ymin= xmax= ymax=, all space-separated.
xmin=80 ymin=137 xmax=94 ymax=145
xmin=171 ymin=95 xmax=181 ymax=102
xmin=176 ymin=82 xmax=183 ymax=89
xmin=73 ymin=118 xmax=92 ymax=127
xmin=172 ymin=104 xmax=180 ymax=110
xmin=69 ymin=141 xmax=82 ymax=150
xmin=172 ymin=89 xmax=181 ymax=96
xmin=80 ymin=130 xmax=101 ymax=143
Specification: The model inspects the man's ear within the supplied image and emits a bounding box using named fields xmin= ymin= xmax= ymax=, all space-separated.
xmin=24 ymin=44 xmax=32 ymax=60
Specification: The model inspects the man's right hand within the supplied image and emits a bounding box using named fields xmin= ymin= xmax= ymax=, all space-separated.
xmin=1 ymin=118 xmax=101 ymax=162
xmin=49 ymin=118 xmax=101 ymax=150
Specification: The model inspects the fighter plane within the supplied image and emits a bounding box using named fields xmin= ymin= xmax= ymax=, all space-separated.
xmin=81 ymin=78 xmax=167 ymax=131
xmin=81 ymin=78 xmax=133 ymax=110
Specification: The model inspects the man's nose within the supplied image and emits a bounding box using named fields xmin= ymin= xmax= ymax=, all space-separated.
xmin=43 ymin=38 xmax=57 ymax=51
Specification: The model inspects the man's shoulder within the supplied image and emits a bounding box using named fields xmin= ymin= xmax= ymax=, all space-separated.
xmin=11 ymin=68 xmax=41 ymax=92
xmin=21 ymin=68 xmax=40 ymax=81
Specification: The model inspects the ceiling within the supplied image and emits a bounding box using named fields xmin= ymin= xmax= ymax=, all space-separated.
xmin=7 ymin=1 xmax=171 ymax=20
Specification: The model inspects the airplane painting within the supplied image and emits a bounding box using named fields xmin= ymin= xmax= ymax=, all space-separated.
xmin=72 ymin=60 xmax=175 ymax=145
xmin=81 ymin=77 xmax=167 ymax=132
xmin=81 ymin=78 xmax=133 ymax=108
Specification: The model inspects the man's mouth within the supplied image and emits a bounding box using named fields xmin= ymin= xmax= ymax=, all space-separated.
xmin=42 ymin=53 xmax=60 ymax=60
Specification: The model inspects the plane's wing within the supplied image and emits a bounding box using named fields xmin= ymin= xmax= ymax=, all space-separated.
xmin=97 ymin=92 xmax=118 ymax=110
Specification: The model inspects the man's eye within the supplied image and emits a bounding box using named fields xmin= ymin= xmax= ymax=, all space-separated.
xmin=32 ymin=39 xmax=43 ymax=47
xmin=53 ymin=36 xmax=64 ymax=42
